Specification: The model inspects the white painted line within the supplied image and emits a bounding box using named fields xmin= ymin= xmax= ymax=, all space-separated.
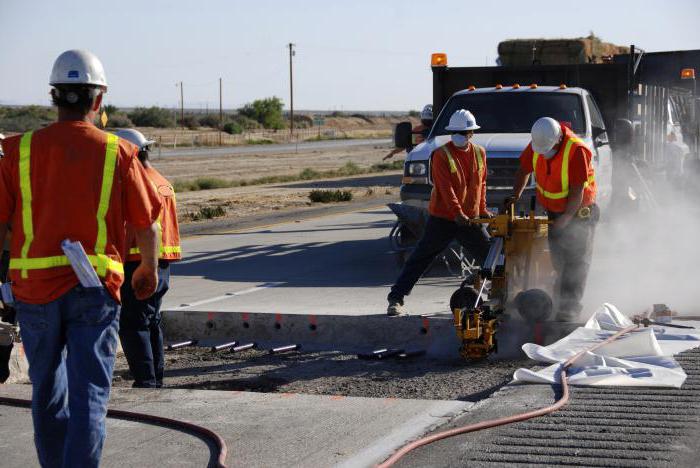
xmin=169 ymin=282 xmax=285 ymax=310
xmin=333 ymin=400 xmax=471 ymax=468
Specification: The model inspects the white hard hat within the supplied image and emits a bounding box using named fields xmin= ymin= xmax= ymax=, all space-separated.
xmin=445 ymin=109 xmax=480 ymax=132
xmin=0 ymin=133 xmax=5 ymax=140
xmin=50 ymin=49 xmax=108 ymax=89
xmin=420 ymin=104 xmax=433 ymax=121
xmin=112 ymin=129 xmax=155 ymax=150
xmin=531 ymin=117 xmax=562 ymax=158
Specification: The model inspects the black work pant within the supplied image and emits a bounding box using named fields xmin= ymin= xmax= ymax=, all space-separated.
xmin=388 ymin=215 xmax=491 ymax=303
xmin=119 ymin=261 xmax=170 ymax=388
xmin=548 ymin=213 xmax=596 ymax=321
xmin=0 ymin=249 xmax=13 ymax=383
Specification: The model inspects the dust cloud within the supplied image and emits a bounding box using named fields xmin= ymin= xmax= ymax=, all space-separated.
xmin=582 ymin=159 xmax=700 ymax=318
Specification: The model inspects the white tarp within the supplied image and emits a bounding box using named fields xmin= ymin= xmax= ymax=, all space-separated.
xmin=513 ymin=303 xmax=700 ymax=388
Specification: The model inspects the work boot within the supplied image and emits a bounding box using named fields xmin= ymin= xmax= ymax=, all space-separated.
xmin=387 ymin=300 xmax=407 ymax=317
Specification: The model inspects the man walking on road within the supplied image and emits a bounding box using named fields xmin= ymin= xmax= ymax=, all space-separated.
xmin=506 ymin=117 xmax=598 ymax=322
xmin=114 ymin=129 xmax=181 ymax=389
xmin=387 ymin=109 xmax=492 ymax=316
xmin=0 ymin=49 xmax=161 ymax=467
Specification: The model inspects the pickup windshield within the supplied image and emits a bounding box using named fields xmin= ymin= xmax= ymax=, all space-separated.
xmin=432 ymin=92 xmax=586 ymax=136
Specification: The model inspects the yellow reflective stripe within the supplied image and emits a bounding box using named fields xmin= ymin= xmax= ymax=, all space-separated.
xmin=10 ymin=254 xmax=123 ymax=275
xmin=18 ymin=132 xmax=34 ymax=279
xmin=442 ymin=146 xmax=458 ymax=174
xmin=473 ymin=144 xmax=484 ymax=176
xmin=129 ymin=245 xmax=181 ymax=256
xmin=533 ymin=136 xmax=583 ymax=200
xmin=94 ymin=134 xmax=119 ymax=276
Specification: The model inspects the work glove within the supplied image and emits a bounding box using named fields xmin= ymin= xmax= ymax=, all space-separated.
xmin=503 ymin=196 xmax=518 ymax=212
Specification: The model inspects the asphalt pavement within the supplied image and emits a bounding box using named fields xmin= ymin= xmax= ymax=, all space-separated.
xmin=166 ymin=206 xmax=460 ymax=317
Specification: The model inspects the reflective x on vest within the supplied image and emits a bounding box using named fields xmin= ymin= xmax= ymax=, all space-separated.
xmin=9 ymin=132 xmax=124 ymax=279
xmin=532 ymin=137 xmax=595 ymax=200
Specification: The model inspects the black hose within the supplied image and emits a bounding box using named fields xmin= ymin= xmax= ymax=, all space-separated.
xmin=0 ymin=395 xmax=228 ymax=468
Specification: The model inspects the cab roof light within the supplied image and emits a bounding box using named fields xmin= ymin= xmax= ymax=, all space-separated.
xmin=512 ymin=83 xmax=520 ymax=89
xmin=431 ymin=53 xmax=447 ymax=67
xmin=530 ymin=83 xmax=538 ymax=89
xmin=495 ymin=84 xmax=503 ymax=89
xmin=468 ymin=85 xmax=476 ymax=91
xmin=681 ymin=68 xmax=696 ymax=79
xmin=559 ymin=83 xmax=567 ymax=89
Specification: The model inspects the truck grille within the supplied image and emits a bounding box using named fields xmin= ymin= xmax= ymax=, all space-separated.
xmin=487 ymin=158 xmax=520 ymax=189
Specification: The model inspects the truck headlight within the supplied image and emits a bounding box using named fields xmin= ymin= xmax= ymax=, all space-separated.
xmin=408 ymin=162 xmax=427 ymax=176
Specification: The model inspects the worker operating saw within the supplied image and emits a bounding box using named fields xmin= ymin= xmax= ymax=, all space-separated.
xmin=450 ymin=116 xmax=598 ymax=359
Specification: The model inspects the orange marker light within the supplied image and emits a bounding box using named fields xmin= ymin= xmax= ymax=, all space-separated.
xmin=512 ymin=83 xmax=520 ymax=89
xmin=559 ymin=83 xmax=567 ymax=89
xmin=495 ymin=84 xmax=503 ymax=89
xmin=530 ymin=83 xmax=538 ymax=89
xmin=681 ymin=68 xmax=696 ymax=79
xmin=468 ymin=85 xmax=476 ymax=91
xmin=431 ymin=53 xmax=448 ymax=67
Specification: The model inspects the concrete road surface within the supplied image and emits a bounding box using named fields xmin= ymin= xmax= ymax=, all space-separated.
xmin=166 ymin=207 xmax=462 ymax=316
xmin=0 ymin=384 xmax=469 ymax=468
xmin=159 ymin=138 xmax=391 ymax=158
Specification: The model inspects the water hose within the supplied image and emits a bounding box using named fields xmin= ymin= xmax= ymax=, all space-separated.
xmin=0 ymin=395 xmax=228 ymax=468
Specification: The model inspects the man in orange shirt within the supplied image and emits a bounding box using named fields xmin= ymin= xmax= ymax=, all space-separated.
xmin=507 ymin=117 xmax=598 ymax=322
xmin=114 ymin=129 xmax=181 ymax=388
xmin=0 ymin=50 xmax=161 ymax=467
xmin=387 ymin=109 xmax=492 ymax=316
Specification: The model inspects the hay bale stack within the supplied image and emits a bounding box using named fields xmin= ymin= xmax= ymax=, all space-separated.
xmin=498 ymin=34 xmax=629 ymax=66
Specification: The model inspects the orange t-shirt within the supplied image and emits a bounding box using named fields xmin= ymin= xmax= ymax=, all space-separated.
xmin=126 ymin=166 xmax=181 ymax=263
xmin=519 ymin=125 xmax=596 ymax=212
xmin=428 ymin=141 xmax=488 ymax=220
xmin=0 ymin=121 xmax=162 ymax=304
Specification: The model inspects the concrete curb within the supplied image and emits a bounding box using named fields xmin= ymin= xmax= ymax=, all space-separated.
xmin=161 ymin=309 xmax=574 ymax=359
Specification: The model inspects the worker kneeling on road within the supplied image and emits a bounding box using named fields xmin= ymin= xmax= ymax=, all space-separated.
xmin=507 ymin=117 xmax=598 ymax=322
xmin=387 ymin=109 xmax=492 ymax=316
xmin=114 ymin=129 xmax=181 ymax=388
xmin=0 ymin=50 xmax=161 ymax=467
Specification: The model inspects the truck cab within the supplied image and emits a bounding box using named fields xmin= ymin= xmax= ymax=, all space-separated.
xmin=399 ymin=85 xmax=613 ymax=214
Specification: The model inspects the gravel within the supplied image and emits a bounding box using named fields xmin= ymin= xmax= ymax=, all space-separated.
xmin=113 ymin=346 xmax=532 ymax=401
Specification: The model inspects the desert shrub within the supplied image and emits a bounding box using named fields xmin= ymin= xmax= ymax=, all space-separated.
xmin=239 ymin=97 xmax=285 ymax=129
xmin=222 ymin=121 xmax=243 ymax=135
xmin=178 ymin=115 xmax=199 ymax=130
xmin=185 ymin=205 xmax=227 ymax=221
xmin=106 ymin=112 xmax=133 ymax=128
xmin=0 ymin=105 xmax=56 ymax=132
xmin=309 ymin=190 xmax=353 ymax=203
xmin=198 ymin=114 xmax=222 ymax=128
xmin=128 ymin=106 xmax=176 ymax=128
xmin=292 ymin=114 xmax=313 ymax=128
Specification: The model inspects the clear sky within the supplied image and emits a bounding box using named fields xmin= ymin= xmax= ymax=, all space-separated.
xmin=1 ymin=0 xmax=698 ymax=111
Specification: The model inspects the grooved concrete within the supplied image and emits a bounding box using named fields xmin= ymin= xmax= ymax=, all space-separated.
xmin=398 ymin=346 xmax=700 ymax=468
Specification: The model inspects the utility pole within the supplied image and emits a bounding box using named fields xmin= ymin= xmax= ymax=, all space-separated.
xmin=219 ymin=77 xmax=223 ymax=146
xmin=288 ymin=43 xmax=295 ymax=137
xmin=179 ymin=81 xmax=184 ymax=127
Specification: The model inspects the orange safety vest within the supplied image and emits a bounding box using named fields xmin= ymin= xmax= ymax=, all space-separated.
xmin=9 ymin=132 xmax=124 ymax=279
xmin=443 ymin=143 xmax=484 ymax=178
xmin=127 ymin=167 xmax=181 ymax=262
xmin=532 ymin=132 xmax=596 ymax=213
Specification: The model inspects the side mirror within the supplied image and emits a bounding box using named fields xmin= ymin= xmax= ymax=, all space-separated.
xmin=614 ymin=119 xmax=633 ymax=146
xmin=592 ymin=125 xmax=606 ymax=141
xmin=394 ymin=121 xmax=413 ymax=149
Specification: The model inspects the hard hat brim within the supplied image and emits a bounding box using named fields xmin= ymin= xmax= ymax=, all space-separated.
xmin=445 ymin=124 xmax=480 ymax=131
